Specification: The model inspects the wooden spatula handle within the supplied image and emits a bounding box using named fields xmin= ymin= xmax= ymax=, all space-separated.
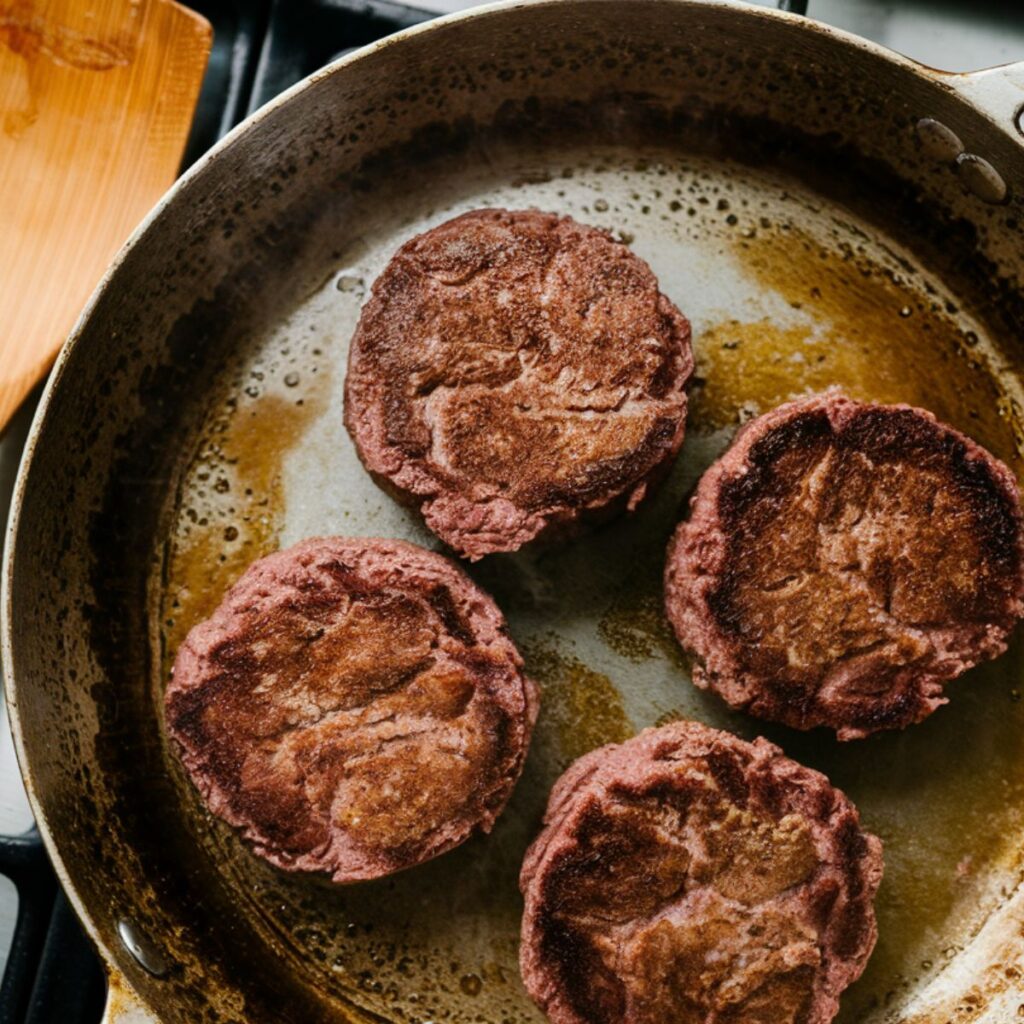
xmin=0 ymin=0 xmax=211 ymax=432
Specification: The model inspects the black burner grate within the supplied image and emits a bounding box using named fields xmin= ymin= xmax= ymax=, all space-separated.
xmin=0 ymin=830 xmax=104 ymax=1023
xmin=181 ymin=0 xmax=432 ymax=171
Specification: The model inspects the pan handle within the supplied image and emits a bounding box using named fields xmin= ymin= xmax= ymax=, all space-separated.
xmin=936 ymin=61 xmax=1024 ymax=134
xmin=100 ymin=971 xmax=159 ymax=1024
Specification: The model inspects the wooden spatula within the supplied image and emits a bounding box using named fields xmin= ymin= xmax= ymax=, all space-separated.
xmin=0 ymin=0 xmax=211 ymax=431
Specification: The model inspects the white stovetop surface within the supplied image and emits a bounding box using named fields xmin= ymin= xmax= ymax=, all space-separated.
xmin=0 ymin=0 xmax=1019 ymax=983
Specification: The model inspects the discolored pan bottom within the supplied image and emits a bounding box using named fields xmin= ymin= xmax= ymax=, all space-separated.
xmin=156 ymin=141 xmax=1024 ymax=1024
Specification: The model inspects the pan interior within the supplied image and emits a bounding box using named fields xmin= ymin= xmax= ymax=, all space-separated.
xmin=155 ymin=135 xmax=1024 ymax=1024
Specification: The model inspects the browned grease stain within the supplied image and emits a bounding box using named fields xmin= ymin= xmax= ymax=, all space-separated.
xmin=654 ymin=707 xmax=686 ymax=728
xmin=162 ymin=373 xmax=331 ymax=667
xmin=692 ymin=226 xmax=1024 ymax=479
xmin=523 ymin=640 xmax=634 ymax=764
xmin=599 ymin=567 xmax=684 ymax=665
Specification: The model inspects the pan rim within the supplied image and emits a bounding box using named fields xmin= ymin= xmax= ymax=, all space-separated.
xmin=0 ymin=0 xmax=1010 ymax=1006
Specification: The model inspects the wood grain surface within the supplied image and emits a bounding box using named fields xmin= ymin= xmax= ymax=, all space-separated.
xmin=0 ymin=0 xmax=211 ymax=431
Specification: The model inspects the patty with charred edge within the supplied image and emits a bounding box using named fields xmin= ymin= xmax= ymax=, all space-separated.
xmin=664 ymin=390 xmax=1024 ymax=739
xmin=165 ymin=536 xmax=539 ymax=882
xmin=344 ymin=208 xmax=693 ymax=559
xmin=520 ymin=720 xmax=882 ymax=1024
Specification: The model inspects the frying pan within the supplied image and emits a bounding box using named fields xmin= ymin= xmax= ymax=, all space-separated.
xmin=5 ymin=1 xmax=1024 ymax=1021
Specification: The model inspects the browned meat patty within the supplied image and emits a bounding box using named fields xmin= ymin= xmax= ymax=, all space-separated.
xmin=519 ymin=721 xmax=882 ymax=1024
xmin=665 ymin=390 xmax=1024 ymax=740
xmin=344 ymin=208 xmax=693 ymax=559
xmin=165 ymin=537 xmax=538 ymax=882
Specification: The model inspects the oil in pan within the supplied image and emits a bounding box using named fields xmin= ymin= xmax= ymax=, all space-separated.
xmin=156 ymin=140 xmax=1024 ymax=1024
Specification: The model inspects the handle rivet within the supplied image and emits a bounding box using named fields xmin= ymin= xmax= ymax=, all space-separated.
xmin=956 ymin=153 xmax=1008 ymax=204
xmin=117 ymin=919 xmax=168 ymax=977
xmin=915 ymin=118 xmax=963 ymax=161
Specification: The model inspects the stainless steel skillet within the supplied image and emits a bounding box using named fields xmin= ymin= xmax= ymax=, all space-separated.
xmin=5 ymin=1 xmax=1024 ymax=1021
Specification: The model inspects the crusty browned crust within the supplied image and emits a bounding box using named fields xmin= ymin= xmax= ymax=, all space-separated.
xmin=164 ymin=537 xmax=538 ymax=882
xmin=665 ymin=390 xmax=1024 ymax=739
xmin=344 ymin=208 xmax=693 ymax=559
xmin=519 ymin=721 xmax=883 ymax=1024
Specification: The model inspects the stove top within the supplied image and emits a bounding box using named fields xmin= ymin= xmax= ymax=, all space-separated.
xmin=0 ymin=0 xmax=1019 ymax=1020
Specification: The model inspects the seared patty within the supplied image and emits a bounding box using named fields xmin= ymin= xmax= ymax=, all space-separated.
xmin=665 ymin=390 xmax=1024 ymax=739
xmin=344 ymin=208 xmax=693 ymax=559
xmin=165 ymin=537 xmax=538 ymax=882
xmin=520 ymin=721 xmax=882 ymax=1024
